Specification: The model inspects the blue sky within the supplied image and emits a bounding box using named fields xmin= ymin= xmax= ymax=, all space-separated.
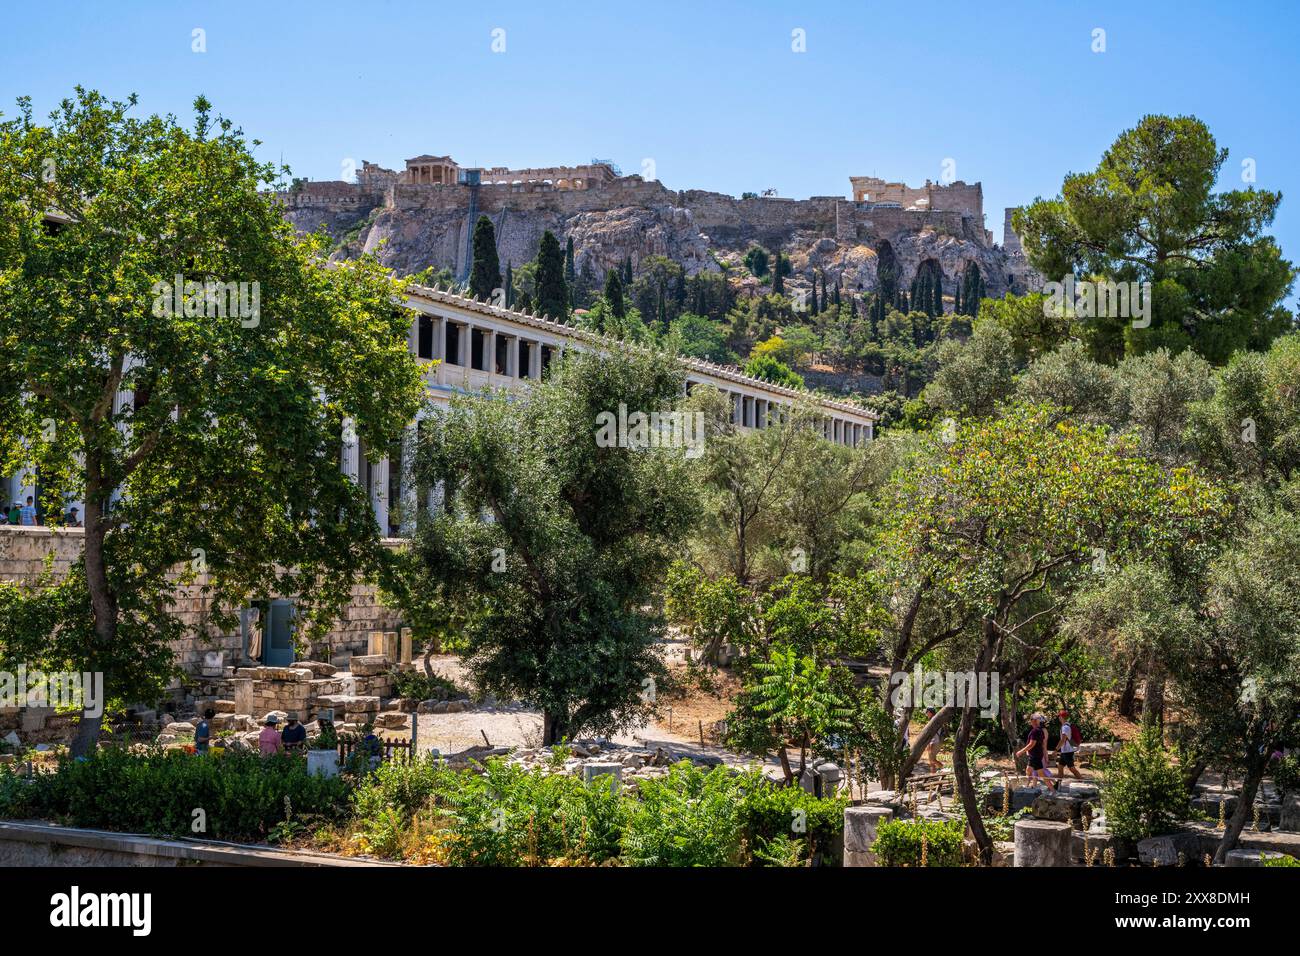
xmin=3 ymin=0 xmax=1298 ymax=306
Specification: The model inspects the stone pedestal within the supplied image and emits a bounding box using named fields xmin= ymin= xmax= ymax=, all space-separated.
xmin=582 ymin=762 xmax=622 ymax=794
xmin=1014 ymin=819 xmax=1072 ymax=867
xmin=233 ymin=679 xmax=254 ymax=717
xmin=400 ymin=628 xmax=413 ymax=666
xmin=843 ymin=806 xmax=893 ymax=867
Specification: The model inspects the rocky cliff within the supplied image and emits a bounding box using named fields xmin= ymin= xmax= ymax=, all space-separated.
xmin=279 ymin=177 xmax=1036 ymax=303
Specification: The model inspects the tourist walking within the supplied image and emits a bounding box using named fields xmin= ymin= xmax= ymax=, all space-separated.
xmin=1054 ymin=708 xmax=1083 ymax=780
xmin=1016 ymin=713 xmax=1056 ymax=789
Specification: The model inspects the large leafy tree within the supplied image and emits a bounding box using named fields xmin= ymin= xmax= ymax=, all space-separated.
xmin=877 ymin=405 xmax=1230 ymax=860
xmin=401 ymin=348 xmax=697 ymax=744
xmin=0 ymin=90 xmax=424 ymax=753
xmin=1014 ymin=114 xmax=1295 ymax=362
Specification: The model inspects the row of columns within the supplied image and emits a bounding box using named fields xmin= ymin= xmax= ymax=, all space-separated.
xmin=721 ymin=388 xmax=870 ymax=447
xmin=411 ymin=313 xmax=549 ymax=381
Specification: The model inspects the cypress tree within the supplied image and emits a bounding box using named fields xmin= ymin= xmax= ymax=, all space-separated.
xmin=932 ymin=273 xmax=943 ymax=318
xmin=810 ymin=273 xmax=819 ymax=314
xmin=772 ymin=248 xmax=784 ymax=295
xmin=505 ymin=261 xmax=514 ymax=309
xmin=517 ymin=289 xmax=533 ymax=314
xmin=535 ymin=230 xmax=570 ymax=321
xmin=953 ymin=281 xmax=962 ymax=316
xmin=623 ymin=256 xmax=633 ymax=285
xmin=564 ymin=236 xmax=576 ymax=281
xmin=468 ymin=215 xmax=502 ymax=302
xmin=604 ymin=268 xmax=626 ymax=319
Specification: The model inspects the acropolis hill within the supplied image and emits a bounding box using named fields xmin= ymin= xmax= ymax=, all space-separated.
xmin=279 ymin=152 xmax=1040 ymax=302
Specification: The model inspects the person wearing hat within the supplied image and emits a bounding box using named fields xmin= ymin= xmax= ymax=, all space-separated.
xmin=281 ymin=713 xmax=307 ymax=751
xmin=258 ymin=714 xmax=284 ymax=755
xmin=64 ymin=506 xmax=83 ymax=528
xmin=1015 ymin=713 xmax=1057 ymax=789
xmin=1054 ymin=708 xmax=1083 ymax=780
xmin=7 ymin=503 xmax=21 ymax=525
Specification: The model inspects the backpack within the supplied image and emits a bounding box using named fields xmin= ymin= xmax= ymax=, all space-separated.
xmin=1068 ymin=723 xmax=1082 ymax=746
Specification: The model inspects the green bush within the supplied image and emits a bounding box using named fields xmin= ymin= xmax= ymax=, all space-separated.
xmin=390 ymin=669 xmax=460 ymax=702
xmin=737 ymin=776 xmax=846 ymax=865
xmin=2 ymin=746 xmax=351 ymax=841
xmin=1262 ymin=854 xmax=1300 ymax=867
xmin=621 ymin=761 xmax=748 ymax=866
xmin=871 ymin=818 xmax=965 ymax=867
xmin=1103 ymin=727 xmax=1189 ymax=841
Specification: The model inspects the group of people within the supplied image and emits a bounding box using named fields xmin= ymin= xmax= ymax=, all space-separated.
xmin=1016 ymin=709 xmax=1084 ymax=789
xmin=0 ymin=496 xmax=82 ymax=527
xmin=192 ymin=708 xmax=307 ymax=755
xmin=903 ymin=706 xmax=1085 ymax=790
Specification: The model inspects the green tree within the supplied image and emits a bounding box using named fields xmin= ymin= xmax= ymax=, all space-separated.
xmin=743 ymin=353 xmax=803 ymax=390
xmin=1014 ymin=114 xmax=1295 ymax=362
xmin=922 ymin=323 xmax=1017 ymax=418
xmin=0 ymin=90 xmax=424 ymax=754
xmin=534 ymin=230 xmax=569 ymax=321
xmin=400 ymin=349 xmax=698 ymax=744
xmin=468 ymin=214 xmax=501 ymax=302
xmin=603 ymin=268 xmax=626 ymax=319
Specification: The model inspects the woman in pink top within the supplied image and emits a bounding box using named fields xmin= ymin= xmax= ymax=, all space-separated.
xmin=258 ymin=715 xmax=283 ymax=755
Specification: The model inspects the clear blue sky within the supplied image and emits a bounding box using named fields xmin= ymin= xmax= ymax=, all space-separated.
xmin=3 ymin=0 xmax=1297 ymax=306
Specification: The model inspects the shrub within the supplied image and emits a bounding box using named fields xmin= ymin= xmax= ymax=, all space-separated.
xmin=871 ymin=818 xmax=965 ymax=867
xmin=3 ymin=746 xmax=351 ymax=841
xmin=621 ymin=761 xmax=748 ymax=866
xmin=390 ymin=669 xmax=460 ymax=702
xmin=1103 ymin=726 xmax=1188 ymax=840
xmin=1262 ymin=854 xmax=1300 ymax=867
xmin=737 ymin=776 xmax=846 ymax=865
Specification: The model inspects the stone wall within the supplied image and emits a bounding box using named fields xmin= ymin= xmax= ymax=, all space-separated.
xmin=0 ymin=527 xmax=403 ymax=676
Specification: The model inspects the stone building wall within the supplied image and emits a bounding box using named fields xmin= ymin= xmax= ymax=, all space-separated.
xmin=0 ymin=527 xmax=402 ymax=676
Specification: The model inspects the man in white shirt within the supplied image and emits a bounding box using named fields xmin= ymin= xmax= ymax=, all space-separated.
xmin=1054 ymin=708 xmax=1083 ymax=780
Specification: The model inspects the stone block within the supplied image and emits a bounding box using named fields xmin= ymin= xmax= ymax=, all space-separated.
xmin=1137 ymin=828 xmax=1203 ymax=866
xmin=1014 ymin=819 xmax=1072 ymax=867
xmin=843 ymin=806 xmax=893 ymax=866
xmin=349 ymin=655 xmax=388 ymax=677
xmin=1225 ymin=849 xmax=1285 ymax=867
xmin=582 ymin=762 xmax=622 ymax=794
xmin=1071 ymin=829 xmax=1133 ymax=863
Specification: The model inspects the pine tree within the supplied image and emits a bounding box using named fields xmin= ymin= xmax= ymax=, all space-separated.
xmin=604 ymin=268 xmax=626 ymax=319
xmin=535 ymin=230 xmax=570 ymax=321
xmin=469 ymin=215 xmax=502 ymax=302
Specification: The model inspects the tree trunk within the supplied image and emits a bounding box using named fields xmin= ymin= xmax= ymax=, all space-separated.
xmin=542 ymin=710 xmax=566 ymax=747
xmin=897 ymin=705 xmax=955 ymax=782
xmin=1000 ymin=678 xmax=1021 ymax=765
xmin=777 ymin=745 xmax=794 ymax=785
xmin=1143 ymin=666 xmax=1166 ymax=730
xmin=1117 ymin=658 xmax=1140 ymax=719
xmin=955 ymin=620 xmax=1000 ymax=865
xmin=69 ymin=477 xmax=116 ymax=758
xmin=1214 ymin=748 xmax=1269 ymax=864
